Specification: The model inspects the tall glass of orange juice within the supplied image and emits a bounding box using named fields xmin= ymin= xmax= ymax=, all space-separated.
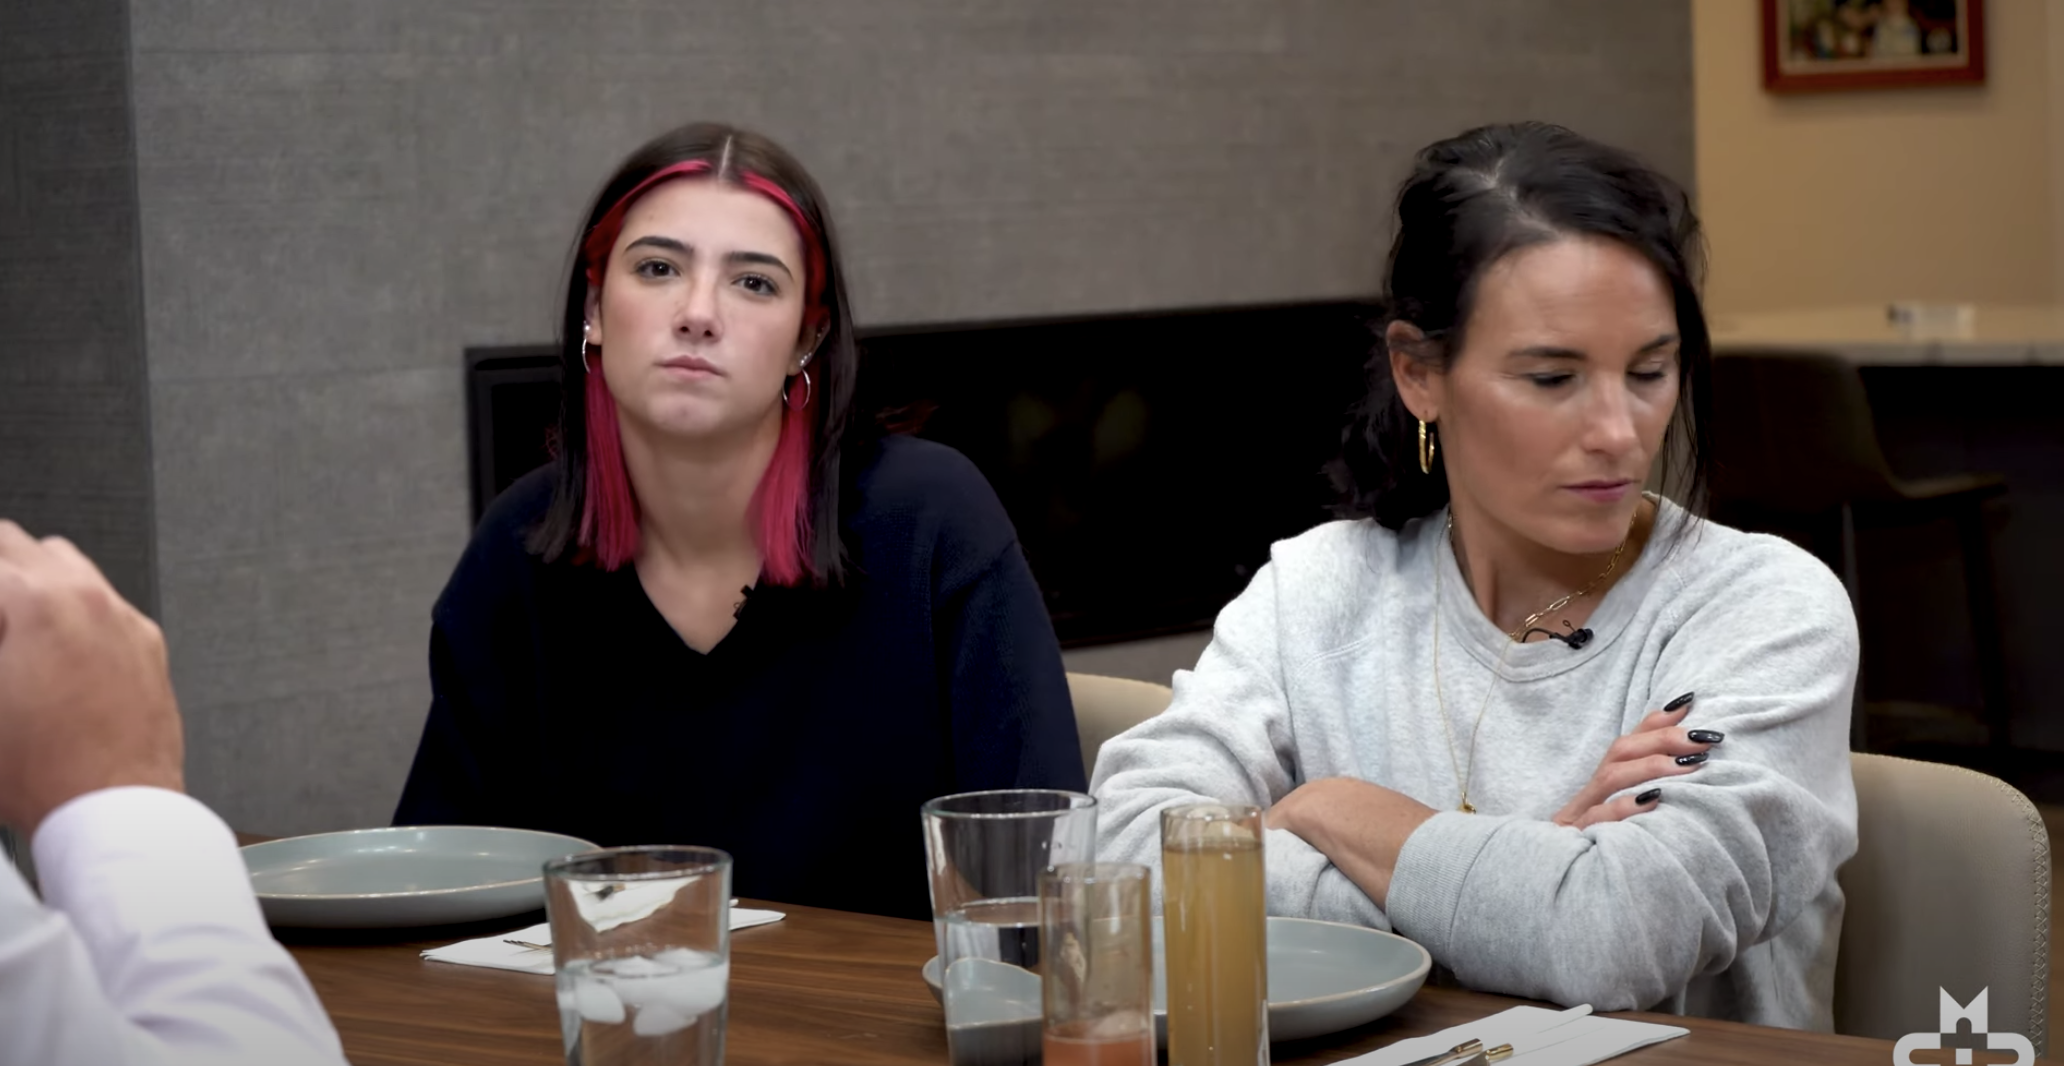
xmin=1040 ymin=862 xmax=1155 ymax=1066
xmin=1160 ymin=804 xmax=1267 ymax=1066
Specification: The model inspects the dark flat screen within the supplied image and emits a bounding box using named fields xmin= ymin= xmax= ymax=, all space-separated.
xmin=857 ymin=301 xmax=1377 ymax=644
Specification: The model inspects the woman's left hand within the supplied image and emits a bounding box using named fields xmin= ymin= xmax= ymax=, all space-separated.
xmin=1551 ymin=694 xmax=1717 ymax=829
xmin=1266 ymin=777 xmax=1438 ymax=908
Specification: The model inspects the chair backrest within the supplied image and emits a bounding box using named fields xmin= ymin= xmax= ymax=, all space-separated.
xmin=1835 ymin=752 xmax=2050 ymax=1052
xmin=1710 ymin=349 xmax=1903 ymax=514
xmin=1066 ymin=673 xmax=1174 ymax=782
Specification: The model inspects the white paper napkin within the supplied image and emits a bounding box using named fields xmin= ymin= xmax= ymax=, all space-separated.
xmin=562 ymin=878 xmax=687 ymax=934
xmin=421 ymin=907 xmax=786 ymax=976
xmin=1337 ymin=1004 xmax=1686 ymax=1066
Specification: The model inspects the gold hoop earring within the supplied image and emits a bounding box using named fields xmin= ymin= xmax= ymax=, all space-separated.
xmin=1419 ymin=419 xmax=1437 ymax=475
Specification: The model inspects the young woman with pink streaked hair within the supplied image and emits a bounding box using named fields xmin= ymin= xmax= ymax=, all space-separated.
xmin=394 ymin=123 xmax=1084 ymax=919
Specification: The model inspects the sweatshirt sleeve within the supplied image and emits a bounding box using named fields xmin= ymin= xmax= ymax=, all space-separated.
xmin=1384 ymin=547 xmax=1860 ymax=1011
xmin=392 ymin=479 xmax=542 ymax=828
xmin=938 ymin=539 xmax=1086 ymax=793
xmin=1090 ymin=559 xmax=1390 ymax=930
xmin=391 ymin=613 xmax=510 ymax=826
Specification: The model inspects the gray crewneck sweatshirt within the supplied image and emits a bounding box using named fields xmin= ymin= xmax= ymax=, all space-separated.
xmin=1090 ymin=499 xmax=1859 ymax=1029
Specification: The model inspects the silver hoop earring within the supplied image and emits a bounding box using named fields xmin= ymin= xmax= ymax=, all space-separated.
xmin=782 ymin=369 xmax=813 ymax=411
xmin=580 ymin=322 xmax=593 ymax=375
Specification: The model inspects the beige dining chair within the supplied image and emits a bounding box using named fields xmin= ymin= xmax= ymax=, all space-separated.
xmin=1065 ymin=672 xmax=1174 ymax=782
xmin=1835 ymin=752 xmax=2050 ymax=1053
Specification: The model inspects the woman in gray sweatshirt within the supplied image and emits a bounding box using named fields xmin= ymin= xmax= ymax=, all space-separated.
xmin=1091 ymin=123 xmax=1858 ymax=1030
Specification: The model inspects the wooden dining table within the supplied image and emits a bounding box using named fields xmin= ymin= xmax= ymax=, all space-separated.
xmin=272 ymin=896 xmax=2011 ymax=1066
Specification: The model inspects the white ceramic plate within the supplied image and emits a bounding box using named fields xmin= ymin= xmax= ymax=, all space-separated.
xmin=922 ymin=915 xmax=1430 ymax=1044
xmin=242 ymin=826 xmax=598 ymax=929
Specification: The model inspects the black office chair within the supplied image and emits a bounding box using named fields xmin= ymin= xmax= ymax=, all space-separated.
xmin=1708 ymin=349 xmax=2011 ymax=757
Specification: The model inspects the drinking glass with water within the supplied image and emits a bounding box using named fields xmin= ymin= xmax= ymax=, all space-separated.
xmin=545 ymin=846 xmax=732 ymax=1066
xmin=922 ymin=789 xmax=1098 ymax=1066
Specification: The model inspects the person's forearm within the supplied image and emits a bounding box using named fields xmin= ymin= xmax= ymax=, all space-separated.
xmin=33 ymin=789 xmax=348 ymax=1066
xmin=1 ymin=863 xmax=155 ymax=1064
xmin=1266 ymin=777 xmax=1436 ymax=909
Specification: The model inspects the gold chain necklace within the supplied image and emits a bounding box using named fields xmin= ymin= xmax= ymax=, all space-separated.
xmin=1433 ymin=514 xmax=1632 ymax=813
xmin=1503 ymin=533 xmax=1631 ymax=642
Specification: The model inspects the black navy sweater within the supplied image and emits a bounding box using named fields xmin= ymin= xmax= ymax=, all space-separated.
xmin=393 ymin=435 xmax=1085 ymax=919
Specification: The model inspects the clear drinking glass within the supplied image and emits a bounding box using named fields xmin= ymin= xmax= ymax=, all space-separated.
xmin=1040 ymin=862 xmax=1155 ymax=1066
xmin=1161 ymin=804 xmax=1268 ymax=1066
xmin=922 ymin=789 xmax=1099 ymax=1066
xmin=546 ymin=846 xmax=733 ymax=1066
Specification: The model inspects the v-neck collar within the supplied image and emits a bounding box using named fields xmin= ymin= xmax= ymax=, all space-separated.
xmin=612 ymin=566 xmax=752 ymax=661
xmin=610 ymin=566 xmax=849 ymax=663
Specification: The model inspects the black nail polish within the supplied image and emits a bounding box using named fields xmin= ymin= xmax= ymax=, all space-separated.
xmin=1687 ymin=730 xmax=1725 ymax=744
xmin=1675 ymin=751 xmax=1709 ymax=766
xmin=1664 ymin=692 xmax=1696 ymax=712
xmin=1635 ymin=787 xmax=1663 ymax=804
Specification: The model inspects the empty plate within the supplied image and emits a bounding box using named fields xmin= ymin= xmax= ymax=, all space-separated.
xmin=922 ymin=915 xmax=1430 ymax=1043
xmin=242 ymin=825 xmax=598 ymax=928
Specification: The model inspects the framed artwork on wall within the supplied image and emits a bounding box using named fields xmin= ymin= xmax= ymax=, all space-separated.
xmin=1762 ymin=0 xmax=1986 ymax=92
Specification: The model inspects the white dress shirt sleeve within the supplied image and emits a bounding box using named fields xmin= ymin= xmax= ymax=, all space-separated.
xmin=1 ymin=787 xmax=346 ymax=1066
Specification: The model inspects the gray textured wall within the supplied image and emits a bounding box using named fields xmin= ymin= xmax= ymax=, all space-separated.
xmin=0 ymin=0 xmax=156 ymax=612
xmin=126 ymin=0 xmax=1694 ymax=835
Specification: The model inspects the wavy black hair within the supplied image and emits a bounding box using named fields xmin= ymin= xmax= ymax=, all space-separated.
xmin=1328 ymin=122 xmax=1711 ymax=531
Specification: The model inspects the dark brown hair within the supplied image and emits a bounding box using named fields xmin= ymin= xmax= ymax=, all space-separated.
xmin=1330 ymin=122 xmax=1712 ymax=531
xmin=528 ymin=122 xmax=862 ymax=586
